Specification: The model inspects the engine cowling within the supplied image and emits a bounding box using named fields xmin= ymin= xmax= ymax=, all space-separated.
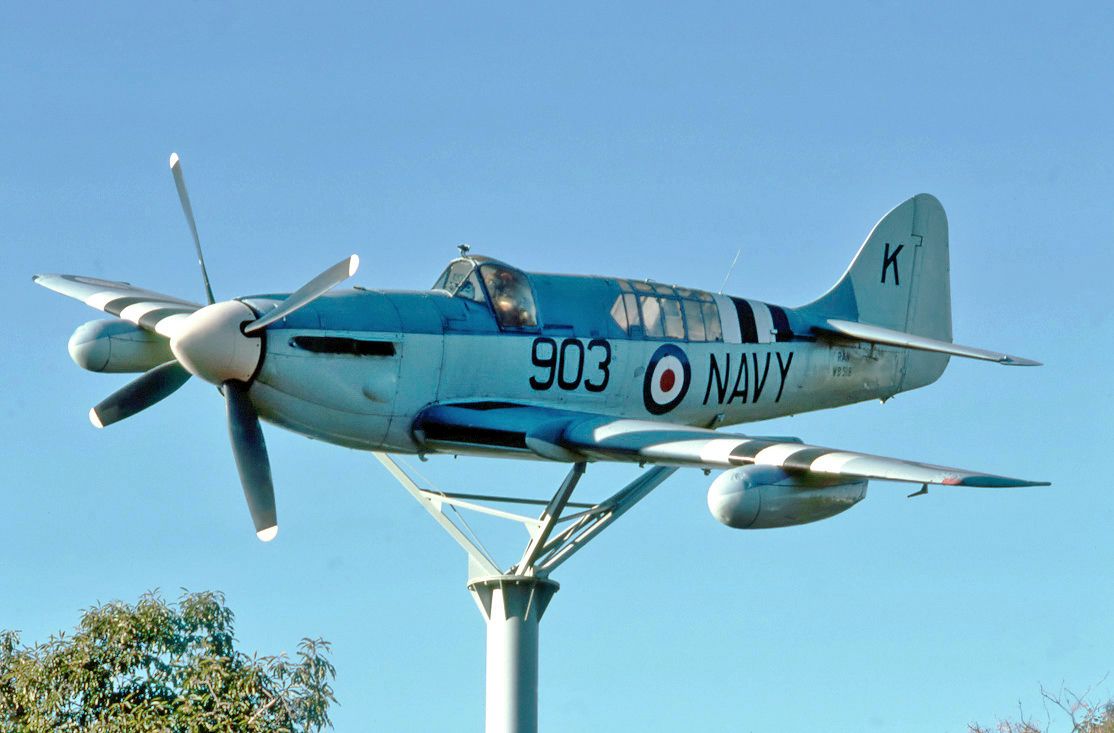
xmin=707 ymin=465 xmax=867 ymax=529
xmin=68 ymin=319 xmax=175 ymax=373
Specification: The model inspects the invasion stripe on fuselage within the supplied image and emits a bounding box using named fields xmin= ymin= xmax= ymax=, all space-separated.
xmin=713 ymin=294 xmax=742 ymax=344
xmin=747 ymin=300 xmax=775 ymax=344
xmin=768 ymin=305 xmax=793 ymax=342
xmin=730 ymin=298 xmax=759 ymax=343
xmin=722 ymin=297 xmax=790 ymax=344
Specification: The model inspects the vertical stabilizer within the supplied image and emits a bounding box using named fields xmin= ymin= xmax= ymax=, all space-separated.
xmin=804 ymin=194 xmax=952 ymax=389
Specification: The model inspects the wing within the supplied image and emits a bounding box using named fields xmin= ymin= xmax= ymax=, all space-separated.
xmin=33 ymin=274 xmax=202 ymax=337
xmin=414 ymin=402 xmax=1048 ymax=488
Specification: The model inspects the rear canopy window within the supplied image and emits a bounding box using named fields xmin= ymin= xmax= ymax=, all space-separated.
xmin=615 ymin=279 xmax=721 ymax=341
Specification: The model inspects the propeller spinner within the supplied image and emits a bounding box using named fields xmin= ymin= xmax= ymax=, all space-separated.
xmin=86 ymin=153 xmax=359 ymax=541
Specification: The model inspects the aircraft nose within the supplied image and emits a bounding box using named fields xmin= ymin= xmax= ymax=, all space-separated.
xmin=170 ymin=301 xmax=263 ymax=385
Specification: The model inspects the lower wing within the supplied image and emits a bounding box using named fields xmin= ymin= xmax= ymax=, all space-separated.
xmin=414 ymin=402 xmax=1048 ymax=488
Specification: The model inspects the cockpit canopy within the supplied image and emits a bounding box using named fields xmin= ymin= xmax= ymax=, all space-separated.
xmin=432 ymin=257 xmax=539 ymax=329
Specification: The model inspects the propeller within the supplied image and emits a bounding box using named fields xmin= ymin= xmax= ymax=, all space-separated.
xmin=169 ymin=153 xmax=216 ymax=305
xmin=84 ymin=152 xmax=360 ymax=541
xmin=244 ymin=255 xmax=358 ymax=334
xmin=89 ymin=360 xmax=192 ymax=428
xmin=225 ymin=380 xmax=277 ymax=541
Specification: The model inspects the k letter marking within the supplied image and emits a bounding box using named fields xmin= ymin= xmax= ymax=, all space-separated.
xmin=881 ymin=242 xmax=903 ymax=285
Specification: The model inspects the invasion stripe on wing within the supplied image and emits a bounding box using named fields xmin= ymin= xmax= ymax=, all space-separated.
xmin=728 ymin=440 xmax=779 ymax=461
xmin=753 ymin=443 xmax=810 ymax=465
xmin=101 ymin=296 xmax=156 ymax=316
xmin=413 ymin=408 xmax=1044 ymax=488
xmin=778 ymin=446 xmax=832 ymax=471
xmin=137 ymin=307 xmax=196 ymax=331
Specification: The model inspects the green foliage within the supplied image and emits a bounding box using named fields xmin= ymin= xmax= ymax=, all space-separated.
xmin=0 ymin=591 xmax=336 ymax=732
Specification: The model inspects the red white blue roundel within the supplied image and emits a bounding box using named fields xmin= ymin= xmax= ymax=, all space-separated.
xmin=643 ymin=344 xmax=691 ymax=415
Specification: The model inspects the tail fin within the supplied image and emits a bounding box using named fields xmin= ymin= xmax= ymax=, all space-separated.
xmin=805 ymin=194 xmax=952 ymax=387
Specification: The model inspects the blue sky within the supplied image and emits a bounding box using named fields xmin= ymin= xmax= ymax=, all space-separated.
xmin=2 ymin=2 xmax=1111 ymax=730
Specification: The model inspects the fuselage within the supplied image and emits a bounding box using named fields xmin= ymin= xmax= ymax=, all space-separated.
xmin=241 ymin=256 xmax=926 ymax=456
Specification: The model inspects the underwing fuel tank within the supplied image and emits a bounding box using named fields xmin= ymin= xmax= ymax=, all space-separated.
xmin=68 ymin=319 xmax=174 ymax=373
xmin=707 ymin=465 xmax=867 ymax=529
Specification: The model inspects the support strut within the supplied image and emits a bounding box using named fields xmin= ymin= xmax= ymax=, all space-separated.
xmin=373 ymin=453 xmax=677 ymax=732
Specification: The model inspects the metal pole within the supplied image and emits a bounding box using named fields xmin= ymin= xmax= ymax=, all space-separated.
xmin=374 ymin=456 xmax=677 ymax=731
xmin=469 ymin=576 xmax=559 ymax=733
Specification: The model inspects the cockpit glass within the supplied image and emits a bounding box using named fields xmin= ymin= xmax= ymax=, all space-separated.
xmin=432 ymin=260 xmax=475 ymax=293
xmin=480 ymin=264 xmax=538 ymax=328
xmin=456 ymin=270 xmax=486 ymax=304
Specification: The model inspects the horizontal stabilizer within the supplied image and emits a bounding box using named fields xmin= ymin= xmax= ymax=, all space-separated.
xmin=815 ymin=319 xmax=1041 ymax=366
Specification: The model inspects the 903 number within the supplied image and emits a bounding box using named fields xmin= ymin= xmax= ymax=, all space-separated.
xmin=529 ymin=337 xmax=611 ymax=393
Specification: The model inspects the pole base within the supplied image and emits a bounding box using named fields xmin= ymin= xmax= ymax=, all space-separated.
xmin=469 ymin=576 xmax=559 ymax=733
xmin=468 ymin=575 xmax=559 ymax=623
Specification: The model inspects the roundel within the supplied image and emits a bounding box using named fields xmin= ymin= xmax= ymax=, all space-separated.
xmin=643 ymin=344 xmax=691 ymax=415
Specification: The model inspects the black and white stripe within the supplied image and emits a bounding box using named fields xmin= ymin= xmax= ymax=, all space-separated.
xmin=411 ymin=404 xmax=1046 ymax=489
xmin=559 ymin=417 xmax=1046 ymax=488
xmin=34 ymin=273 xmax=202 ymax=337
xmin=713 ymin=296 xmax=795 ymax=344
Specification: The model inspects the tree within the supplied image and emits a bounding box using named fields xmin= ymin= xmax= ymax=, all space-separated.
xmin=969 ymin=681 xmax=1114 ymax=733
xmin=0 ymin=590 xmax=336 ymax=732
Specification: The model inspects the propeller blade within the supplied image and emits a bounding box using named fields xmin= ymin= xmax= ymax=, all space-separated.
xmin=224 ymin=380 xmax=278 ymax=541
xmin=89 ymin=361 xmax=192 ymax=428
xmin=169 ymin=152 xmax=216 ymax=305
xmin=243 ymin=255 xmax=360 ymax=335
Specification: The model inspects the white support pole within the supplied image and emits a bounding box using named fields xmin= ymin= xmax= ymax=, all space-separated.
xmin=469 ymin=576 xmax=559 ymax=733
xmin=373 ymin=455 xmax=678 ymax=731
xmin=372 ymin=452 xmax=502 ymax=576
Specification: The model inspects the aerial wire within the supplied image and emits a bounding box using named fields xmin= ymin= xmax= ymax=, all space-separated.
xmin=719 ymin=247 xmax=742 ymax=294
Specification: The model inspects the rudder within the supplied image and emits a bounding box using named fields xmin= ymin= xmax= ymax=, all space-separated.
xmin=805 ymin=194 xmax=952 ymax=387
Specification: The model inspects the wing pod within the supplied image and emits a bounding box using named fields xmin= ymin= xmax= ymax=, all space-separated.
xmin=68 ymin=319 xmax=176 ymax=373
xmin=708 ymin=465 xmax=866 ymax=529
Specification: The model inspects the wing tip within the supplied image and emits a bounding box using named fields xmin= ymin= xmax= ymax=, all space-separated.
xmin=256 ymin=525 xmax=278 ymax=542
xmin=169 ymin=152 xmax=180 ymax=168
xmin=999 ymin=355 xmax=1043 ymax=367
xmin=959 ymin=476 xmax=1051 ymax=488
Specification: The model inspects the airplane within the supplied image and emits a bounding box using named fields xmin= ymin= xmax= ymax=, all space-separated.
xmin=34 ymin=154 xmax=1048 ymax=542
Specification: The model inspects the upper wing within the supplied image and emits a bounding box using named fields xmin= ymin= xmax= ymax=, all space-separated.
xmin=33 ymin=274 xmax=202 ymax=337
xmin=415 ymin=402 xmax=1048 ymax=488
